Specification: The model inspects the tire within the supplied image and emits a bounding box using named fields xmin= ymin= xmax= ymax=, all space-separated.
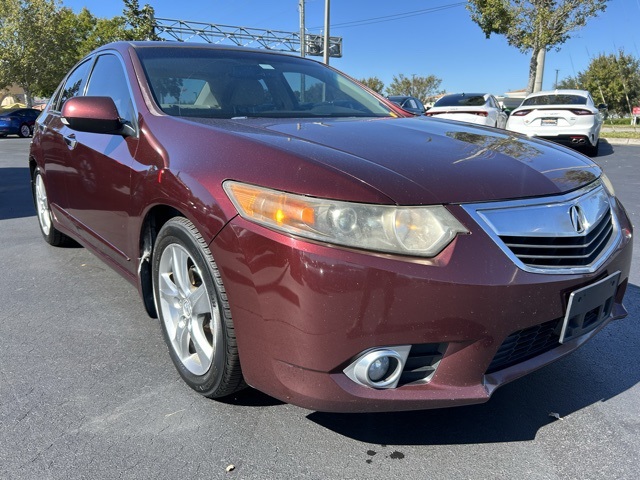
xmin=153 ymin=217 xmax=244 ymax=398
xmin=18 ymin=123 xmax=31 ymax=138
xmin=584 ymin=139 xmax=599 ymax=157
xmin=33 ymin=170 xmax=76 ymax=246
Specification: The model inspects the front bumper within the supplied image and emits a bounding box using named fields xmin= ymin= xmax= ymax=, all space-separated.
xmin=211 ymin=200 xmax=632 ymax=412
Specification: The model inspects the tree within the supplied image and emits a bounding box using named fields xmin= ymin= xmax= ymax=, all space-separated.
xmin=0 ymin=0 xmax=71 ymax=105
xmin=467 ymin=0 xmax=608 ymax=93
xmin=556 ymin=75 xmax=581 ymax=90
xmin=385 ymin=74 xmax=443 ymax=104
xmin=72 ymin=8 xmax=128 ymax=58
xmin=0 ymin=0 xmax=157 ymax=105
xmin=123 ymin=0 xmax=159 ymax=41
xmin=358 ymin=77 xmax=385 ymax=94
xmin=558 ymin=51 xmax=640 ymax=116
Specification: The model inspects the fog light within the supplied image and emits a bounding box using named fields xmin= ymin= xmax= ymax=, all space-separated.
xmin=343 ymin=346 xmax=411 ymax=389
xmin=368 ymin=356 xmax=390 ymax=382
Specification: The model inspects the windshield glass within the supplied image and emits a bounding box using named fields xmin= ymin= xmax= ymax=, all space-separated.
xmin=136 ymin=46 xmax=393 ymax=119
xmin=522 ymin=94 xmax=587 ymax=106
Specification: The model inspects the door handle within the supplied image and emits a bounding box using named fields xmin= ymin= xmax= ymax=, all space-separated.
xmin=64 ymin=134 xmax=77 ymax=150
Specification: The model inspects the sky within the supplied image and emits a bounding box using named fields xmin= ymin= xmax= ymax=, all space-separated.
xmin=62 ymin=0 xmax=640 ymax=96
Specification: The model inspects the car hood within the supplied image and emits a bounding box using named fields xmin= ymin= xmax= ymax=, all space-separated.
xmin=190 ymin=116 xmax=601 ymax=204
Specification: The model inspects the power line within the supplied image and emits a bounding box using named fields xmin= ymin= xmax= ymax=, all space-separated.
xmin=309 ymin=2 xmax=466 ymax=31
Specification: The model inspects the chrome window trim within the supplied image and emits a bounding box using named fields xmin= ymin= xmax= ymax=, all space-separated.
xmin=462 ymin=180 xmax=621 ymax=275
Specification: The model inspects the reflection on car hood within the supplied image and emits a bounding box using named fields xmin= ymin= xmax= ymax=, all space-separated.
xmin=191 ymin=116 xmax=601 ymax=204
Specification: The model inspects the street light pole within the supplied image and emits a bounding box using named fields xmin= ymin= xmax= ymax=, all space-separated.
xmin=323 ymin=0 xmax=330 ymax=65
xmin=299 ymin=0 xmax=305 ymax=57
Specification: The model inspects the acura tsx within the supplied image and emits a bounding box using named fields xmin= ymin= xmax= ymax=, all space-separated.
xmin=29 ymin=42 xmax=633 ymax=412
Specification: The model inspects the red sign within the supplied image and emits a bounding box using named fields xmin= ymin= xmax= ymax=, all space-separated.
xmin=633 ymin=106 xmax=640 ymax=115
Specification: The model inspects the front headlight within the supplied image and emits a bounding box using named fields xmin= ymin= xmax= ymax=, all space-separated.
xmin=600 ymin=173 xmax=616 ymax=197
xmin=223 ymin=181 xmax=469 ymax=257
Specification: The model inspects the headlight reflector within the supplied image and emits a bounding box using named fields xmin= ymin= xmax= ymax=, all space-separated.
xmin=223 ymin=181 xmax=468 ymax=257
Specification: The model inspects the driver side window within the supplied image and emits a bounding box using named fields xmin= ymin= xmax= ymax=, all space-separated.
xmin=85 ymin=54 xmax=136 ymax=125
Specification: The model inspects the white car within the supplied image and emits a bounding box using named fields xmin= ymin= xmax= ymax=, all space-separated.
xmin=506 ymin=89 xmax=605 ymax=157
xmin=426 ymin=93 xmax=508 ymax=128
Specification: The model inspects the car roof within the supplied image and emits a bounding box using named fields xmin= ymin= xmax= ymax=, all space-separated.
xmin=96 ymin=40 xmax=302 ymax=59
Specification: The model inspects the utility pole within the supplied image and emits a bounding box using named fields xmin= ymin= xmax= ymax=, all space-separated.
xmin=323 ymin=0 xmax=330 ymax=65
xmin=299 ymin=0 xmax=305 ymax=57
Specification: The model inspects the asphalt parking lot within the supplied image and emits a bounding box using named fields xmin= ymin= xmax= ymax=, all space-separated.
xmin=1 ymin=137 xmax=639 ymax=479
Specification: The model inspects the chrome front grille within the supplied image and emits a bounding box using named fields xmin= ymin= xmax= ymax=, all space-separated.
xmin=462 ymin=182 xmax=620 ymax=275
xmin=499 ymin=211 xmax=614 ymax=268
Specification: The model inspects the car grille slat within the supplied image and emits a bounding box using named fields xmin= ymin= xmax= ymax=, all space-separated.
xmin=499 ymin=211 xmax=613 ymax=268
xmin=486 ymin=319 xmax=562 ymax=374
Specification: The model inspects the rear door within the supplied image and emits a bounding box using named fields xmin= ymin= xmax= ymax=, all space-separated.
xmin=38 ymin=58 xmax=94 ymax=230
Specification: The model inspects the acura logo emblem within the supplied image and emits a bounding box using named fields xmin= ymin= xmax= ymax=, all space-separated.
xmin=569 ymin=205 xmax=587 ymax=233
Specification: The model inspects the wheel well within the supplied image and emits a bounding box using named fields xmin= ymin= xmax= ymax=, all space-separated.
xmin=138 ymin=205 xmax=183 ymax=318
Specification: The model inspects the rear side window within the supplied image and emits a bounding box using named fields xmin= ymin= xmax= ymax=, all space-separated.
xmin=86 ymin=54 xmax=136 ymax=123
xmin=54 ymin=59 xmax=92 ymax=111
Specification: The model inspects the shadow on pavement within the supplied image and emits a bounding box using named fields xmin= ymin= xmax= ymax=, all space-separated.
xmin=307 ymin=283 xmax=640 ymax=445
xmin=0 ymin=167 xmax=35 ymax=220
xmin=597 ymin=140 xmax=615 ymax=157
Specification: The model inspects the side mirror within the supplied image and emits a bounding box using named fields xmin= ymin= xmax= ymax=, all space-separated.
xmin=61 ymin=96 xmax=132 ymax=136
xmin=597 ymin=103 xmax=607 ymax=110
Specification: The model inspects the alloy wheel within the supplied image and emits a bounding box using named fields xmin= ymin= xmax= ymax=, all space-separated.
xmin=35 ymin=174 xmax=52 ymax=235
xmin=157 ymin=243 xmax=223 ymax=376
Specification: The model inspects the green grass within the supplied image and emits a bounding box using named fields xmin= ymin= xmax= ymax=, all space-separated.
xmin=605 ymin=117 xmax=638 ymax=126
xmin=601 ymin=130 xmax=640 ymax=139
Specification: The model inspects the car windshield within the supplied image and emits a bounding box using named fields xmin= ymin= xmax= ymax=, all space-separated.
xmin=522 ymin=94 xmax=587 ymax=106
xmin=136 ymin=46 xmax=394 ymax=119
xmin=434 ymin=94 xmax=486 ymax=107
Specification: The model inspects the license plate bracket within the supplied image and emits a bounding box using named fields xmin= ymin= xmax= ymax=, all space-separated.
xmin=559 ymin=271 xmax=620 ymax=344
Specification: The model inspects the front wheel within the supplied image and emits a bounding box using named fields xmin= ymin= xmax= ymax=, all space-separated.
xmin=153 ymin=217 xmax=244 ymax=398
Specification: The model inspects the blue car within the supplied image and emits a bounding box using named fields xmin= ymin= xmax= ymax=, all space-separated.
xmin=0 ymin=108 xmax=40 ymax=137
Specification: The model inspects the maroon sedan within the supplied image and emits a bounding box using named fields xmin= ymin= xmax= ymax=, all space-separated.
xmin=29 ymin=42 xmax=633 ymax=412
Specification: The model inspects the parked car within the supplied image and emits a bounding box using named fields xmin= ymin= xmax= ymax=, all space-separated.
xmin=425 ymin=93 xmax=508 ymax=128
xmin=30 ymin=42 xmax=632 ymax=412
xmin=0 ymin=108 xmax=40 ymax=137
xmin=387 ymin=95 xmax=426 ymax=115
xmin=506 ymin=89 xmax=605 ymax=157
